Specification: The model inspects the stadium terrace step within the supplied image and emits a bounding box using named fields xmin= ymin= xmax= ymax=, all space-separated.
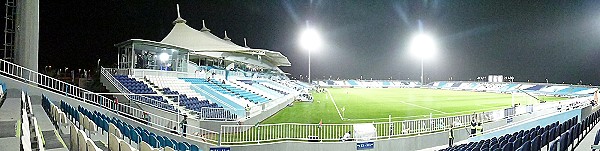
xmin=145 ymin=75 xmax=237 ymax=120
xmin=111 ymin=75 xmax=177 ymax=112
xmin=45 ymin=96 xmax=205 ymax=151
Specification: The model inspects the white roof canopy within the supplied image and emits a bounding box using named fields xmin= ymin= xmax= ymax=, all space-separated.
xmin=157 ymin=8 xmax=291 ymax=67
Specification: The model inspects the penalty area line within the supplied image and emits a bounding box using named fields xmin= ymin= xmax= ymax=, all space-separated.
xmin=398 ymin=100 xmax=448 ymax=114
xmin=346 ymin=106 xmax=506 ymax=121
xmin=326 ymin=89 xmax=345 ymax=121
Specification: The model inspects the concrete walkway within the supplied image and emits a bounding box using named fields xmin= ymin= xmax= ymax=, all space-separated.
xmin=0 ymin=89 xmax=22 ymax=151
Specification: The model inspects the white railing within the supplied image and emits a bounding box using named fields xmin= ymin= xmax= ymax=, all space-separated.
xmin=101 ymin=67 xmax=175 ymax=113
xmin=0 ymin=60 xmax=219 ymax=144
xmin=191 ymin=85 xmax=246 ymax=118
xmin=199 ymin=107 xmax=240 ymax=120
xmin=132 ymin=69 xmax=194 ymax=78
xmin=104 ymin=68 xmax=132 ymax=76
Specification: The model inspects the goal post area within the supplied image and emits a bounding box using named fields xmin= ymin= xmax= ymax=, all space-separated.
xmin=511 ymin=90 xmax=543 ymax=106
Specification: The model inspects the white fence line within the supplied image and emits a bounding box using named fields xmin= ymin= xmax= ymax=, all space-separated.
xmin=0 ymin=60 xmax=219 ymax=144
xmin=133 ymin=69 xmax=194 ymax=78
xmin=218 ymin=101 xmax=573 ymax=145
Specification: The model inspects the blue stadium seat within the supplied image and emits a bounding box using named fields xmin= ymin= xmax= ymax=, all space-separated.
xmin=593 ymin=129 xmax=600 ymax=151
xmin=178 ymin=142 xmax=189 ymax=151
xmin=149 ymin=135 xmax=158 ymax=148
xmin=171 ymin=139 xmax=179 ymax=150
xmin=502 ymin=142 xmax=513 ymax=151
xmin=559 ymin=132 xmax=569 ymax=151
xmin=531 ymin=136 xmax=540 ymax=151
xmin=164 ymin=138 xmax=174 ymax=149
xmin=513 ymin=137 xmax=522 ymax=149
xmin=130 ymin=129 xmax=140 ymax=143
xmin=157 ymin=136 xmax=165 ymax=147
xmin=490 ymin=143 xmax=499 ymax=151
xmin=520 ymin=140 xmax=531 ymax=151
xmin=141 ymin=131 xmax=149 ymax=143
xmin=548 ymin=140 xmax=557 ymax=151
xmin=190 ymin=144 xmax=200 ymax=151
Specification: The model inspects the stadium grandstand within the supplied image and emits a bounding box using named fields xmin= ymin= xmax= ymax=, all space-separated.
xmin=3 ymin=2 xmax=600 ymax=151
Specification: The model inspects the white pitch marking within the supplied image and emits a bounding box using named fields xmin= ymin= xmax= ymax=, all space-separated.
xmin=398 ymin=100 xmax=448 ymax=114
xmin=326 ymin=89 xmax=345 ymax=120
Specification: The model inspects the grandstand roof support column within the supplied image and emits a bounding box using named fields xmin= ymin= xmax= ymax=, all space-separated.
xmin=14 ymin=0 xmax=39 ymax=71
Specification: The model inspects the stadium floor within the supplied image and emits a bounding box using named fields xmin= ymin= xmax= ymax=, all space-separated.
xmin=261 ymin=88 xmax=566 ymax=124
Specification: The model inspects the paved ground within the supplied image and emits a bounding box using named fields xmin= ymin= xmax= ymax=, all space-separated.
xmin=0 ymin=89 xmax=22 ymax=151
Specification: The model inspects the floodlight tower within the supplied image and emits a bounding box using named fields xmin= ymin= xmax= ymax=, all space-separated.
xmin=299 ymin=21 xmax=323 ymax=84
xmin=409 ymin=20 xmax=436 ymax=86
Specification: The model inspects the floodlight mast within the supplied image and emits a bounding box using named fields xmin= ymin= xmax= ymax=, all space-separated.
xmin=410 ymin=34 xmax=435 ymax=86
xmin=299 ymin=21 xmax=322 ymax=84
xmin=409 ymin=20 xmax=436 ymax=87
xmin=421 ymin=58 xmax=424 ymax=86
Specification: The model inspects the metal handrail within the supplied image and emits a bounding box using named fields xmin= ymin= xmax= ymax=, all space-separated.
xmin=0 ymin=60 xmax=219 ymax=144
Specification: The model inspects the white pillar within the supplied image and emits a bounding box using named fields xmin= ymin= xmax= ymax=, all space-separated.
xmin=15 ymin=0 xmax=39 ymax=71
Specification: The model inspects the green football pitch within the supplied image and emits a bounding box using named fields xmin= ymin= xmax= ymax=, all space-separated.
xmin=261 ymin=88 xmax=566 ymax=124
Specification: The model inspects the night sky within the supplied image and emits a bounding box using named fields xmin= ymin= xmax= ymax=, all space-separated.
xmin=30 ymin=1 xmax=600 ymax=84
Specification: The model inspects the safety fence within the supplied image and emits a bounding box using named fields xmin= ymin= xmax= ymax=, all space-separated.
xmin=218 ymin=111 xmax=495 ymax=145
xmin=218 ymin=102 xmax=574 ymax=145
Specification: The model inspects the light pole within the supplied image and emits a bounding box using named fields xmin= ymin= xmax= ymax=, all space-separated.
xmin=409 ymin=33 xmax=436 ymax=86
xmin=299 ymin=22 xmax=323 ymax=84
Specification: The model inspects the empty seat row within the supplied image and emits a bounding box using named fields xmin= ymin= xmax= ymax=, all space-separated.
xmin=55 ymin=97 xmax=203 ymax=151
xmin=443 ymin=108 xmax=600 ymax=151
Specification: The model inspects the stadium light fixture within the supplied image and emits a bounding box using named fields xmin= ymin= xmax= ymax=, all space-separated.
xmin=409 ymin=33 xmax=437 ymax=86
xmin=299 ymin=27 xmax=323 ymax=51
xmin=409 ymin=33 xmax=436 ymax=59
xmin=299 ymin=23 xmax=323 ymax=84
